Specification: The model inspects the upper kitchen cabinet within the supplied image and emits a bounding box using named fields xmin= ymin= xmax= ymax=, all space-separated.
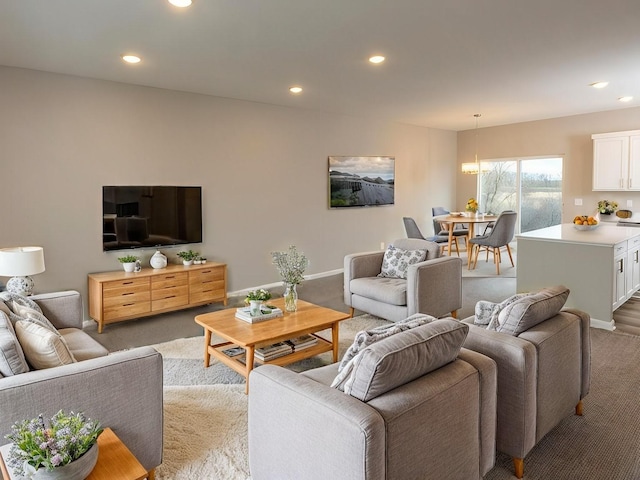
xmin=593 ymin=130 xmax=640 ymax=191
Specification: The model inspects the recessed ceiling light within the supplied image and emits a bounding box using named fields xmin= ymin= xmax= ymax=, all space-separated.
xmin=168 ymin=0 xmax=192 ymax=7
xmin=619 ymin=96 xmax=633 ymax=103
xmin=590 ymin=81 xmax=609 ymax=89
xmin=369 ymin=55 xmax=385 ymax=64
xmin=121 ymin=54 xmax=141 ymax=64
xmin=289 ymin=86 xmax=303 ymax=94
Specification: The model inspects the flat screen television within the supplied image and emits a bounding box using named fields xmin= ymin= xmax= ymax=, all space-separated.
xmin=102 ymin=186 xmax=202 ymax=251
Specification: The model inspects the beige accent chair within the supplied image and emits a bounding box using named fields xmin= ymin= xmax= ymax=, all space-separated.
xmin=462 ymin=286 xmax=590 ymax=478
xmin=344 ymin=238 xmax=463 ymax=322
xmin=248 ymin=319 xmax=497 ymax=480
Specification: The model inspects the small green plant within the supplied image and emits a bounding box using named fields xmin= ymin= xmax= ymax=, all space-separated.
xmin=177 ymin=250 xmax=199 ymax=261
xmin=5 ymin=410 xmax=103 ymax=476
xmin=117 ymin=255 xmax=138 ymax=263
xmin=246 ymin=289 xmax=272 ymax=302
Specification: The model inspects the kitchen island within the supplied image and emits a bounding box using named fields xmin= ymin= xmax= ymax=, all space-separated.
xmin=517 ymin=223 xmax=640 ymax=330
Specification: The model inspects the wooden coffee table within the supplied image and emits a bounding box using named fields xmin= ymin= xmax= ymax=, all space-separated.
xmin=195 ymin=298 xmax=350 ymax=393
xmin=0 ymin=428 xmax=150 ymax=480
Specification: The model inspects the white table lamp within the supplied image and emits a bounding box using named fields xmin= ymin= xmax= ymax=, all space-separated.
xmin=0 ymin=246 xmax=46 ymax=296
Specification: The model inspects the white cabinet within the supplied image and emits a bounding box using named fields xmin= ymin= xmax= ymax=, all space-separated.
xmin=592 ymin=130 xmax=640 ymax=191
xmin=627 ymin=236 xmax=640 ymax=296
xmin=613 ymin=241 xmax=627 ymax=310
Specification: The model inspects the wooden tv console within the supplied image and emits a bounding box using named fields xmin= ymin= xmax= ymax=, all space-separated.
xmin=88 ymin=262 xmax=227 ymax=333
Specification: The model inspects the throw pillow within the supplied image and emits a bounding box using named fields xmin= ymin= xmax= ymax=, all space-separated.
xmin=337 ymin=313 xmax=436 ymax=373
xmin=0 ymin=311 xmax=30 ymax=376
xmin=495 ymin=285 xmax=570 ymax=335
xmin=0 ymin=292 xmax=43 ymax=325
xmin=377 ymin=245 xmax=427 ymax=279
xmin=341 ymin=319 xmax=468 ymax=402
xmin=474 ymin=293 xmax=533 ymax=330
xmin=12 ymin=305 xmax=59 ymax=334
xmin=14 ymin=320 xmax=76 ymax=370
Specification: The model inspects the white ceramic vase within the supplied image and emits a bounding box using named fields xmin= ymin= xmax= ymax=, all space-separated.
xmin=122 ymin=262 xmax=135 ymax=273
xmin=150 ymin=250 xmax=168 ymax=269
xmin=249 ymin=300 xmax=262 ymax=316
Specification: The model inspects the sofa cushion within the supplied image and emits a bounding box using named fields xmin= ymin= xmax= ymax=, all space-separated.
xmin=14 ymin=320 xmax=76 ymax=370
xmin=350 ymin=277 xmax=407 ymax=305
xmin=339 ymin=319 xmax=468 ymax=402
xmin=495 ymin=285 xmax=570 ymax=335
xmin=0 ymin=292 xmax=43 ymax=325
xmin=13 ymin=305 xmax=60 ymax=334
xmin=59 ymin=328 xmax=109 ymax=361
xmin=474 ymin=293 xmax=533 ymax=330
xmin=337 ymin=313 xmax=436 ymax=372
xmin=0 ymin=311 xmax=30 ymax=376
xmin=378 ymin=245 xmax=427 ymax=279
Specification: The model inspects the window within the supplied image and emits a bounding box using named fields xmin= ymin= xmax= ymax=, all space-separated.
xmin=478 ymin=157 xmax=563 ymax=233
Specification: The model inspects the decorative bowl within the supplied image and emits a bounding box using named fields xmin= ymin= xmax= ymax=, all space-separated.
xmin=573 ymin=224 xmax=599 ymax=231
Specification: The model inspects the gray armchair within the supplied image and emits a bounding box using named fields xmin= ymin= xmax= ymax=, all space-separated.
xmin=462 ymin=286 xmax=590 ymax=478
xmin=344 ymin=239 xmax=462 ymax=322
xmin=249 ymin=320 xmax=497 ymax=480
xmin=0 ymin=291 xmax=163 ymax=478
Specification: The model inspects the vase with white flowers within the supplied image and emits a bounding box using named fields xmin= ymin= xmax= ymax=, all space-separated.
xmin=271 ymin=245 xmax=309 ymax=312
xmin=597 ymin=200 xmax=618 ymax=215
xmin=5 ymin=410 xmax=103 ymax=480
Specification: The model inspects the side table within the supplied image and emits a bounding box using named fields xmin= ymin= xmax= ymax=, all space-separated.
xmin=0 ymin=427 xmax=151 ymax=480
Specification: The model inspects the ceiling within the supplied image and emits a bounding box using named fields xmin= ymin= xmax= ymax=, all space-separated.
xmin=1 ymin=0 xmax=639 ymax=131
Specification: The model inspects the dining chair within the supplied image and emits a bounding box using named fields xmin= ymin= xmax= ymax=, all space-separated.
xmin=468 ymin=210 xmax=517 ymax=274
xmin=431 ymin=207 xmax=469 ymax=255
xmin=402 ymin=217 xmax=451 ymax=254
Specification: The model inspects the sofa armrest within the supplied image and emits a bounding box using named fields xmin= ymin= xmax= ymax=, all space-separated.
xmin=457 ymin=348 xmax=498 ymax=477
xmin=249 ymin=365 xmax=385 ymax=480
xmin=407 ymin=256 xmax=462 ymax=317
xmin=559 ymin=309 xmax=591 ymax=399
xmin=32 ymin=290 xmax=83 ymax=329
xmin=344 ymin=251 xmax=385 ymax=306
xmin=463 ymin=325 xmax=538 ymax=459
xmin=0 ymin=347 xmax=163 ymax=473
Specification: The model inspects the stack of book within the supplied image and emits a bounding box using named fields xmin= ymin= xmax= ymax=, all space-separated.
xmin=254 ymin=342 xmax=293 ymax=362
xmin=286 ymin=334 xmax=318 ymax=351
xmin=235 ymin=306 xmax=283 ymax=323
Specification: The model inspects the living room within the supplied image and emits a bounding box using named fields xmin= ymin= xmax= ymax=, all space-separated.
xmin=1 ymin=1 xmax=640 ymax=479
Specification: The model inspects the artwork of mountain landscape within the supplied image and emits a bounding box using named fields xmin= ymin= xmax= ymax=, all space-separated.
xmin=329 ymin=156 xmax=395 ymax=208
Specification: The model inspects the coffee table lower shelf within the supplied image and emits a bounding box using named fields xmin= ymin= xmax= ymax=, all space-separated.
xmin=210 ymin=334 xmax=332 ymax=372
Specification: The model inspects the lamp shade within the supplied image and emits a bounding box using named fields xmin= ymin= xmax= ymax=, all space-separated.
xmin=0 ymin=246 xmax=46 ymax=276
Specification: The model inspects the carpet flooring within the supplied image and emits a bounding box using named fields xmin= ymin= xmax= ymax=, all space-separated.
xmin=153 ymin=316 xmax=640 ymax=480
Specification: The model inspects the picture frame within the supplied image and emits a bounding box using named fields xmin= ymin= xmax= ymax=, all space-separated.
xmin=328 ymin=156 xmax=395 ymax=208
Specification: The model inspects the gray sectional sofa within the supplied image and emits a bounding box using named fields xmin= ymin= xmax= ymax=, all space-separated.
xmin=0 ymin=291 xmax=163 ymax=478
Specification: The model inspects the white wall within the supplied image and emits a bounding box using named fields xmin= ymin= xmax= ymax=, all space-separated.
xmin=0 ymin=66 xmax=457 ymax=306
xmin=456 ymin=107 xmax=640 ymax=218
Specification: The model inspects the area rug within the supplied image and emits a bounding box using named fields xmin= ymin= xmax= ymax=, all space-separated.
xmin=153 ymin=320 xmax=640 ymax=480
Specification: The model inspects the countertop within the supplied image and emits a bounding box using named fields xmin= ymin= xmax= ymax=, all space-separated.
xmin=516 ymin=223 xmax=640 ymax=246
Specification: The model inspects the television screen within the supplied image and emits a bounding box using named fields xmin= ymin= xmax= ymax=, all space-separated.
xmin=329 ymin=156 xmax=395 ymax=208
xmin=102 ymin=186 xmax=202 ymax=251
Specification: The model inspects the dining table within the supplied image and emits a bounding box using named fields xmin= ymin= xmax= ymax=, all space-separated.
xmin=435 ymin=213 xmax=498 ymax=268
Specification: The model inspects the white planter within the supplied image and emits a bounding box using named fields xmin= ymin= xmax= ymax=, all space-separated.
xmin=183 ymin=260 xmax=193 ymax=266
xmin=122 ymin=262 xmax=136 ymax=272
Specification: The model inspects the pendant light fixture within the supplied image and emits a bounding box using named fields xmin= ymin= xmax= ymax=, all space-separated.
xmin=461 ymin=114 xmax=486 ymax=175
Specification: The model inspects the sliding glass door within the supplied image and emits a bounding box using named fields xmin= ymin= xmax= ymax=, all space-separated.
xmin=478 ymin=157 xmax=563 ymax=233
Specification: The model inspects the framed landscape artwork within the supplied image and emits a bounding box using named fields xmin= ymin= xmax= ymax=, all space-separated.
xmin=328 ymin=156 xmax=395 ymax=208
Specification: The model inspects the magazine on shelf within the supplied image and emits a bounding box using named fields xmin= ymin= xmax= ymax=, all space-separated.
xmin=235 ymin=306 xmax=284 ymax=323
xmin=221 ymin=346 xmax=245 ymax=357
xmin=254 ymin=341 xmax=293 ymax=361
xmin=286 ymin=334 xmax=319 ymax=351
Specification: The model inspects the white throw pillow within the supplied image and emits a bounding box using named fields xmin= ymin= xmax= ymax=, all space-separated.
xmin=13 ymin=305 xmax=59 ymax=334
xmin=377 ymin=246 xmax=427 ymax=279
xmin=14 ymin=320 xmax=76 ymax=370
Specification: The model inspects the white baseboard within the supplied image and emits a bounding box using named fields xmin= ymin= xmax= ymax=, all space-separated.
xmin=228 ymin=268 xmax=344 ymax=298
xmin=590 ymin=317 xmax=616 ymax=331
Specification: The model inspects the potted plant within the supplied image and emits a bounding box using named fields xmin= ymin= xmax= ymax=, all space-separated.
xmin=5 ymin=410 xmax=103 ymax=480
xmin=245 ymin=288 xmax=272 ymax=315
xmin=177 ymin=250 xmax=199 ymax=266
xmin=117 ymin=255 xmax=139 ymax=273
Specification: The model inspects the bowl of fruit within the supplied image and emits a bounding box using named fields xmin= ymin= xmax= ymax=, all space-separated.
xmin=573 ymin=215 xmax=599 ymax=230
